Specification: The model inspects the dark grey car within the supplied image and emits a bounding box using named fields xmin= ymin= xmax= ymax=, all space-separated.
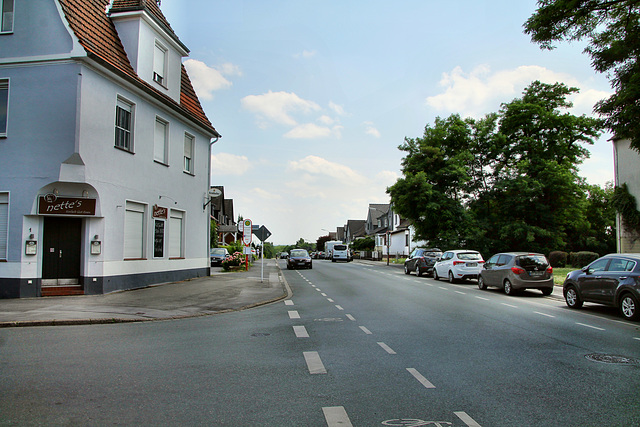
xmin=478 ymin=252 xmax=554 ymax=296
xmin=563 ymin=253 xmax=640 ymax=321
xmin=404 ymin=248 xmax=442 ymax=277
xmin=210 ymin=248 xmax=229 ymax=266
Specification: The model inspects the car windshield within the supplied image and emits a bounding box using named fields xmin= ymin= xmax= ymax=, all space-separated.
xmin=517 ymin=255 xmax=548 ymax=268
xmin=457 ymin=252 xmax=481 ymax=261
xmin=290 ymin=250 xmax=308 ymax=257
xmin=211 ymin=249 xmax=226 ymax=255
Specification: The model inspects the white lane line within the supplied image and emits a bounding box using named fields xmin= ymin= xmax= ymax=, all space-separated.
xmin=322 ymin=406 xmax=353 ymax=427
xmin=303 ymin=351 xmax=327 ymax=374
xmin=439 ymin=286 xmax=448 ymax=290
xmin=501 ymin=303 xmax=517 ymax=308
xmin=455 ymin=411 xmax=482 ymax=427
xmin=335 ymin=305 xmax=344 ymax=310
xmin=455 ymin=291 xmax=466 ymax=295
xmin=424 ymin=283 xmax=434 ymax=287
xmin=476 ymin=296 xmax=490 ymax=301
xmin=311 ymin=284 xmax=316 ymax=287
xmin=288 ymin=310 xmax=300 ymax=319
xmin=293 ymin=325 xmax=309 ymax=338
xmin=534 ymin=311 xmax=555 ymax=318
xmin=359 ymin=326 xmax=372 ymax=335
xmin=316 ymin=288 xmax=322 ymax=292
xmin=377 ymin=342 xmax=396 ymax=354
xmin=321 ymin=293 xmax=327 ymax=296
xmin=346 ymin=314 xmax=356 ymax=321
xmin=327 ymin=298 xmax=335 ymax=303
xmin=576 ymin=322 xmax=606 ymax=331
xmin=406 ymin=368 xmax=435 ymax=389
xmin=284 ymin=300 xmax=294 ymax=306
xmin=634 ymin=337 xmax=640 ymax=341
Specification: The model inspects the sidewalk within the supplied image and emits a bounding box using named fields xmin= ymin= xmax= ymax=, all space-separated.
xmin=0 ymin=259 xmax=289 ymax=328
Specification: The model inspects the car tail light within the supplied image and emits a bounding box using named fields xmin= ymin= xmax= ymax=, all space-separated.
xmin=511 ymin=266 xmax=525 ymax=275
xmin=547 ymin=266 xmax=553 ymax=274
xmin=453 ymin=261 xmax=465 ymax=265
xmin=478 ymin=260 xmax=485 ymax=264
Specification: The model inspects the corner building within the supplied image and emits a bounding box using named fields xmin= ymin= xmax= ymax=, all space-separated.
xmin=0 ymin=0 xmax=220 ymax=298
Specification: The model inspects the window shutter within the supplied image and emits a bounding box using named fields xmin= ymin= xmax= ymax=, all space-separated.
xmin=154 ymin=118 xmax=166 ymax=163
xmin=124 ymin=202 xmax=144 ymax=259
xmin=169 ymin=211 xmax=183 ymax=258
xmin=0 ymin=193 xmax=8 ymax=259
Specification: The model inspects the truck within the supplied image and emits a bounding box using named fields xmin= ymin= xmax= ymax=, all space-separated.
xmin=324 ymin=240 xmax=343 ymax=260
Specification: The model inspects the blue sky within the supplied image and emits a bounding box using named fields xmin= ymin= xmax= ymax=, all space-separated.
xmin=161 ymin=0 xmax=614 ymax=245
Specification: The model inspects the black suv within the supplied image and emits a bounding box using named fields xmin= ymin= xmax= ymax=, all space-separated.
xmin=404 ymin=248 xmax=442 ymax=277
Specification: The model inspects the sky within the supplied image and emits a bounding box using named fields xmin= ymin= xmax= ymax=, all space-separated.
xmin=160 ymin=0 xmax=615 ymax=245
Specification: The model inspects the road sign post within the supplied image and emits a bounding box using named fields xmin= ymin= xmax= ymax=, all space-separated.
xmin=242 ymin=219 xmax=252 ymax=271
xmin=251 ymin=225 xmax=271 ymax=282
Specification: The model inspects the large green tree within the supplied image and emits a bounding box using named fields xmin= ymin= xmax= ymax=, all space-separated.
xmin=525 ymin=0 xmax=640 ymax=151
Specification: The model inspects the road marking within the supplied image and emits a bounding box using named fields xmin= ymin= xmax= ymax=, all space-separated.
xmin=475 ymin=296 xmax=489 ymax=301
xmin=303 ymin=351 xmax=327 ymax=374
xmin=284 ymin=300 xmax=294 ymax=306
xmin=316 ymin=288 xmax=322 ymax=292
xmin=406 ymin=368 xmax=435 ymax=389
xmin=534 ymin=311 xmax=555 ymax=318
xmin=327 ymin=298 xmax=335 ymax=302
xmin=359 ymin=326 xmax=372 ymax=334
xmin=293 ymin=325 xmax=309 ymax=338
xmin=577 ymin=322 xmax=605 ymax=331
xmin=335 ymin=305 xmax=344 ymax=310
xmin=439 ymin=286 xmax=448 ymax=290
xmin=634 ymin=337 xmax=640 ymax=341
xmin=454 ymin=411 xmax=482 ymax=427
xmin=321 ymin=293 xmax=327 ymax=296
xmin=424 ymin=283 xmax=434 ymax=287
xmin=378 ymin=342 xmax=396 ymax=354
xmin=322 ymin=406 xmax=353 ymax=427
xmin=288 ymin=310 xmax=300 ymax=319
xmin=501 ymin=303 xmax=517 ymax=308
xmin=346 ymin=314 xmax=356 ymax=321
xmin=455 ymin=291 xmax=466 ymax=295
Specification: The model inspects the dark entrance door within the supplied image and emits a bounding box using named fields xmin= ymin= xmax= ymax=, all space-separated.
xmin=42 ymin=217 xmax=82 ymax=286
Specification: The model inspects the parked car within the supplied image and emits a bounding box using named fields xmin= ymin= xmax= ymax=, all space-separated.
xmin=404 ymin=248 xmax=442 ymax=276
xmin=279 ymin=252 xmax=289 ymax=259
xmin=210 ymin=248 xmax=229 ymax=266
xmin=287 ymin=249 xmax=312 ymax=270
xmin=332 ymin=244 xmax=352 ymax=262
xmin=479 ymin=252 xmax=553 ymax=295
xmin=563 ymin=253 xmax=640 ymax=320
xmin=434 ymin=250 xmax=484 ymax=283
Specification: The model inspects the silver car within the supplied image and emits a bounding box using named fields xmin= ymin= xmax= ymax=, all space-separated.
xmin=479 ymin=252 xmax=554 ymax=296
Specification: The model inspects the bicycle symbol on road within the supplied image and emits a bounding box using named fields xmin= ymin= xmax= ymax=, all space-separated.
xmin=382 ymin=419 xmax=452 ymax=427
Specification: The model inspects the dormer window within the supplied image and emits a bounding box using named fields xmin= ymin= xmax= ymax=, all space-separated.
xmin=1 ymin=0 xmax=13 ymax=33
xmin=153 ymin=41 xmax=167 ymax=86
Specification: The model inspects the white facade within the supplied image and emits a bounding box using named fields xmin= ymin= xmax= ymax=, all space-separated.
xmin=0 ymin=0 xmax=219 ymax=297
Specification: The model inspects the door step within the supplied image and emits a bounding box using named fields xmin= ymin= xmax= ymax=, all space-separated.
xmin=41 ymin=285 xmax=84 ymax=297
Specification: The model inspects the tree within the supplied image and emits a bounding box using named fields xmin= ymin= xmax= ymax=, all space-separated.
xmin=524 ymin=0 xmax=640 ymax=151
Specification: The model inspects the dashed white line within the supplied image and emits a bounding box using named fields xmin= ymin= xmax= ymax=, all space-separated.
xmin=327 ymin=298 xmax=335 ymax=303
xmin=455 ymin=291 xmax=466 ymax=295
xmin=501 ymin=303 xmax=517 ymax=308
xmin=316 ymin=288 xmax=322 ymax=292
xmin=335 ymin=305 xmax=344 ymax=311
xmin=576 ymin=322 xmax=605 ymax=331
xmin=288 ymin=310 xmax=300 ymax=319
xmin=534 ymin=311 xmax=555 ymax=318
xmin=303 ymin=351 xmax=327 ymax=374
xmin=322 ymin=406 xmax=353 ymax=427
xmin=293 ymin=325 xmax=309 ymax=338
xmin=284 ymin=300 xmax=294 ymax=306
xmin=455 ymin=411 xmax=482 ymax=427
xmin=359 ymin=326 xmax=372 ymax=335
xmin=439 ymin=286 xmax=448 ymax=290
xmin=476 ymin=296 xmax=490 ymax=301
xmin=346 ymin=314 xmax=356 ymax=321
xmin=321 ymin=293 xmax=327 ymax=296
xmin=406 ymin=368 xmax=435 ymax=389
xmin=377 ymin=342 xmax=396 ymax=354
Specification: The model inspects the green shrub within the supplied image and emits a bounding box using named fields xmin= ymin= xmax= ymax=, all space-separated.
xmin=569 ymin=251 xmax=599 ymax=268
xmin=548 ymin=251 xmax=568 ymax=267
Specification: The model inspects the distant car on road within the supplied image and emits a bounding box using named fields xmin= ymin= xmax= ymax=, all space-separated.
xmin=210 ymin=248 xmax=229 ymax=267
xmin=434 ymin=250 xmax=484 ymax=283
xmin=404 ymin=248 xmax=442 ymax=276
xmin=479 ymin=252 xmax=553 ymax=296
xmin=287 ymin=249 xmax=312 ymax=270
xmin=563 ymin=253 xmax=640 ymax=320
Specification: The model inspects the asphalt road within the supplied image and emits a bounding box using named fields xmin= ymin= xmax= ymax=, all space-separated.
xmin=2 ymin=259 xmax=639 ymax=426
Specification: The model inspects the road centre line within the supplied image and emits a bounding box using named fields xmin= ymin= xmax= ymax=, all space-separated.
xmin=293 ymin=325 xmax=309 ymax=338
xmin=335 ymin=305 xmax=344 ymax=310
xmin=346 ymin=314 xmax=356 ymax=321
xmin=377 ymin=342 xmax=397 ymax=354
xmin=321 ymin=293 xmax=327 ymax=296
xmin=288 ymin=310 xmax=300 ymax=319
xmin=284 ymin=300 xmax=294 ymax=306
xmin=359 ymin=326 xmax=372 ymax=334
xmin=303 ymin=351 xmax=327 ymax=374
xmin=455 ymin=291 xmax=466 ymax=295
xmin=501 ymin=303 xmax=518 ymax=308
xmin=327 ymin=298 xmax=335 ymax=302
xmin=576 ymin=322 xmax=605 ymax=331
xmin=438 ymin=286 xmax=448 ymax=290
xmin=476 ymin=296 xmax=490 ymax=301
xmin=406 ymin=368 xmax=435 ymax=389
xmin=454 ymin=411 xmax=482 ymax=427
xmin=534 ymin=311 xmax=555 ymax=318
xmin=322 ymin=406 xmax=353 ymax=427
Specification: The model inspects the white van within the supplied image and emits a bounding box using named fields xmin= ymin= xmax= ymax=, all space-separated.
xmin=332 ymin=244 xmax=351 ymax=262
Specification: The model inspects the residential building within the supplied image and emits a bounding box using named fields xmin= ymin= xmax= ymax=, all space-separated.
xmin=613 ymin=138 xmax=640 ymax=252
xmin=344 ymin=219 xmax=366 ymax=244
xmin=0 ymin=0 xmax=220 ymax=297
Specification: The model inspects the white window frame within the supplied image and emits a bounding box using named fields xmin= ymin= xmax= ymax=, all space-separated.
xmin=124 ymin=201 xmax=146 ymax=260
xmin=153 ymin=41 xmax=167 ymax=86
xmin=183 ymin=133 xmax=194 ymax=174
xmin=169 ymin=210 xmax=184 ymax=259
xmin=0 ymin=192 xmax=8 ymax=260
xmin=0 ymin=78 xmax=8 ymax=137
xmin=114 ymin=96 xmax=134 ymax=152
xmin=154 ymin=116 xmax=169 ymax=165
xmin=0 ymin=0 xmax=13 ymax=34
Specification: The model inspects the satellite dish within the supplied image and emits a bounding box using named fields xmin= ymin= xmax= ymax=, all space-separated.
xmin=208 ymin=188 xmax=222 ymax=197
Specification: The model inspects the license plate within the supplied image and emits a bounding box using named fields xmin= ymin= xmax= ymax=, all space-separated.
xmin=467 ymin=263 xmax=477 ymax=267
xmin=530 ymin=271 xmax=543 ymax=276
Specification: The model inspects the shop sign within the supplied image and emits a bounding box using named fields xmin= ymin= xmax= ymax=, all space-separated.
xmin=38 ymin=195 xmax=96 ymax=216
xmin=152 ymin=204 xmax=168 ymax=219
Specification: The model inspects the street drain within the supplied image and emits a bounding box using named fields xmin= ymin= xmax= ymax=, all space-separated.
xmin=585 ymin=353 xmax=640 ymax=365
xmin=251 ymin=333 xmax=270 ymax=337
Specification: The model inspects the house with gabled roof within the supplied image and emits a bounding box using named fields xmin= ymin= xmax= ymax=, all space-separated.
xmin=0 ymin=0 xmax=220 ymax=298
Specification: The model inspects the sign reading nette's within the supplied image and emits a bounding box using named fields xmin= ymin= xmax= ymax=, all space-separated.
xmin=38 ymin=195 xmax=97 ymax=216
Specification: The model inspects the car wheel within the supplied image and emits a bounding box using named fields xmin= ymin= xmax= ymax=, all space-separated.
xmin=478 ymin=276 xmax=487 ymax=290
xmin=564 ymin=286 xmax=583 ymax=309
xmin=415 ymin=265 xmax=423 ymax=277
xmin=434 ymin=269 xmax=440 ymax=281
xmin=448 ymin=271 xmax=456 ymax=284
xmin=541 ymin=287 xmax=553 ymax=296
xmin=504 ymin=279 xmax=514 ymax=295
xmin=404 ymin=264 xmax=410 ymax=275
xmin=619 ymin=293 xmax=640 ymax=321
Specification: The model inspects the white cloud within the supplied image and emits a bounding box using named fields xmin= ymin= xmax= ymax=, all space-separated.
xmin=241 ymin=91 xmax=321 ymax=127
xmin=251 ymin=187 xmax=283 ymax=200
xmin=284 ymin=123 xmax=333 ymax=139
xmin=288 ymin=155 xmax=366 ymax=183
xmin=183 ymin=59 xmax=239 ymax=100
xmin=318 ymin=115 xmax=335 ymax=125
xmin=211 ymin=153 xmax=251 ymax=176
xmin=294 ymin=50 xmax=317 ymax=59
xmin=364 ymin=121 xmax=381 ymax=138
xmin=329 ymin=101 xmax=346 ymax=116
xmin=426 ymin=65 xmax=611 ymax=118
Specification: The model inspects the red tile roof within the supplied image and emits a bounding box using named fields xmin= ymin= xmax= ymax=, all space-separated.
xmin=58 ymin=0 xmax=219 ymax=137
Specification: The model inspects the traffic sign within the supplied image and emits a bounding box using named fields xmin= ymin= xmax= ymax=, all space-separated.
xmin=242 ymin=219 xmax=252 ymax=245
xmin=253 ymin=225 xmax=271 ymax=241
